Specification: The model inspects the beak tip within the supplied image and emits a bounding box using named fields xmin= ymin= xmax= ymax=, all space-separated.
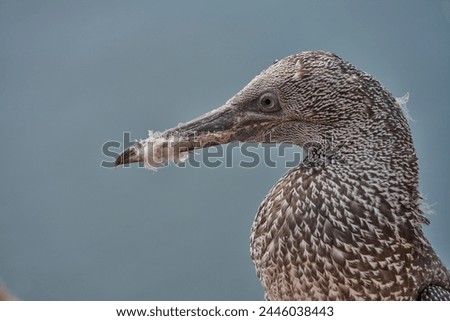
xmin=114 ymin=156 xmax=124 ymax=167
xmin=115 ymin=143 xmax=141 ymax=167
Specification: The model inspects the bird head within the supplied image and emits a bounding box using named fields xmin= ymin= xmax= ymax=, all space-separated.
xmin=115 ymin=51 xmax=404 ymax=168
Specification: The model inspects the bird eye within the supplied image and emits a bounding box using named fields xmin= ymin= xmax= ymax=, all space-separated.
xmin=258 ymin=92 xmax=279 ymax=112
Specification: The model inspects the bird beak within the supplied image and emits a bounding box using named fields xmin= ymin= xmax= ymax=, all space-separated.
xmin=115 ymin=102 xmax=280 ymax=168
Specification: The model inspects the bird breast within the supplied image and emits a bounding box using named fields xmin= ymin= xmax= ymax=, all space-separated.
xmin=250 ymin=163 xmax=426 ymax=300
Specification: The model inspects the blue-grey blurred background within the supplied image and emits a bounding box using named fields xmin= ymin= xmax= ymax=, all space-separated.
xmin=1 ymin=0 xmax=449 ymax=300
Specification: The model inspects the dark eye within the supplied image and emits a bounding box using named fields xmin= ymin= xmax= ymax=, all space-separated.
xmin=258 ymin=92 xmax=279 ymax=112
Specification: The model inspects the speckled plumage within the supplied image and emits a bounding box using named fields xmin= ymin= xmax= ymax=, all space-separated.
xmin=116 ymin=51 xmax=450 ymax=300
xmin=247 ymin=52 xmax=450 ymax=300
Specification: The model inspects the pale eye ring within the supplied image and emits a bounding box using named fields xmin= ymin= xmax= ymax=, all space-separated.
xmin=258 ymin=92 xmax=279 ymax=112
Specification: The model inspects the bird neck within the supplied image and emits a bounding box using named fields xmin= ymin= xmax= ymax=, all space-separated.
xmin=299 ymin=113 xmax=426 ymax=229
